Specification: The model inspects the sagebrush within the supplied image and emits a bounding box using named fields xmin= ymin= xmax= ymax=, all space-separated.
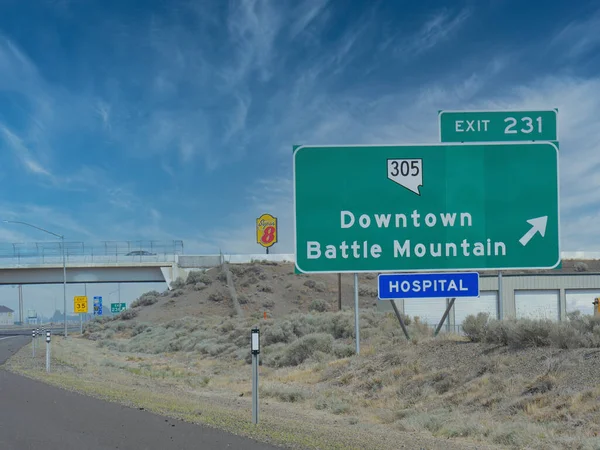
xmin=462 ymin=311 xmax=600 ymax=348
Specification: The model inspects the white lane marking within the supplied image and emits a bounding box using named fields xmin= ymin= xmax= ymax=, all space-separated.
xmin=0 ymin=336 xmax=19 ymax=341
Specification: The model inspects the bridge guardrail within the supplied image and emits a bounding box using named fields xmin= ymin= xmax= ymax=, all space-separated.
xmin=0 ymin=240 xmax=183 ymax=267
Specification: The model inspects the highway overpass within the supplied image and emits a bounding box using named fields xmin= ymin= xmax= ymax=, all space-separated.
xmin=0 ymin=238 xmax=295 ymax=287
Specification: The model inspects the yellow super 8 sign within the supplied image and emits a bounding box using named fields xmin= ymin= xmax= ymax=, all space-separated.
xmin=256 ymin=213 xmax=277 ymax=248
xmin=74 ymin=296 xmax=88 ymax=313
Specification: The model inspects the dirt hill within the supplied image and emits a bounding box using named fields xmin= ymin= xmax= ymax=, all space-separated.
xmin=132 ymin=261 xmax=382 ymax=324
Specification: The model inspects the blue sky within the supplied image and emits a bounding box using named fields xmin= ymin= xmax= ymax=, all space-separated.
xmin=1 ymin=0 xmax=600 ymax=317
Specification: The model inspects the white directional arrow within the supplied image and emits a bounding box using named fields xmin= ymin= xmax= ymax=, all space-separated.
xmin=519 ymin=216 xmax=548 ymax=246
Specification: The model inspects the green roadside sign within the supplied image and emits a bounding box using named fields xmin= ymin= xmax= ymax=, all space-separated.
xmin=293 ymin=142 xmax=560 ymax=274
xmin=110 ymin=303 xmax=126 ymax=313
xmin=439 ymin=109 xmax=558 ymax=143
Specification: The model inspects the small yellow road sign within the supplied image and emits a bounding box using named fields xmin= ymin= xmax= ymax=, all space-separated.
xmin=74 ymin=296 xmax=88 ymax=313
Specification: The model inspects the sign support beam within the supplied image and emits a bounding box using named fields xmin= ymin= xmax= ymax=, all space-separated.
xmin=434 ymin=298 xmax=456 ymax=336
xmin=354 ymin=273 xmax=360 ymax=355
xmin=389 ymin=300 xmax=410 ymax=340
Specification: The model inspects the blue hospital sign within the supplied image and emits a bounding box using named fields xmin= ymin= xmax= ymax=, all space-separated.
xmin=378 ymin=272 xmax=480 ymax=299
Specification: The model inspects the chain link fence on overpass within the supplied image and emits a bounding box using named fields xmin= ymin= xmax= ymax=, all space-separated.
xmin=0 ymin=240 xmax=184 ymax=266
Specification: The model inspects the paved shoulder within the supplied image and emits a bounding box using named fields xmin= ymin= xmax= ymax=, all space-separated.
xmin=0 ymin=335 xmax=30 ymax=364
xmin=0 ymin=338 xmax=283 ymax=450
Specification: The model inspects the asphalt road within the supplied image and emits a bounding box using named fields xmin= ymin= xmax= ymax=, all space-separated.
xmin=0 ymin=337 xmax=284 ymax=450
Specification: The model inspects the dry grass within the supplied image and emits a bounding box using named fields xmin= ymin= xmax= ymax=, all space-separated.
xmin=50 ymin=310 xmax=600 ymax=449
xmin=6 ymin=335 xmax=492 ymax=450
xmin=8 ymin=270 xmax=600 ymax=450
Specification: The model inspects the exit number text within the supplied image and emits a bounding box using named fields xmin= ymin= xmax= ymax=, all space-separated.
xmin=439 ymin=110 xmax=558 ymax=143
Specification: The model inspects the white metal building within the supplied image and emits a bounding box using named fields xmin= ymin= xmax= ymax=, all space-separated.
xmin=0 ymin=305 xmax=15 ymax=326
xmin=377 ymin=258 xmax=600 ymax=330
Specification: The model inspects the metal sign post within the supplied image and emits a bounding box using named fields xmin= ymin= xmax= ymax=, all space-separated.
xmin=354 ymin=274 xmax=360 ymax=355
xmin=45 ymin=330 xmax=51 ymax=373
xmin=251 ymin=328 xmax=260 ymax=425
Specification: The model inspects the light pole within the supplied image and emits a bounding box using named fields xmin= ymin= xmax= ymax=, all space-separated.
xmin=3 ymin=220 xmax=68 ymax=337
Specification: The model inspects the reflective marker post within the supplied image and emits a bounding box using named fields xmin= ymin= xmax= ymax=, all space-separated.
xmin=32 ymin=329 xmax=36 ymax=357
xmin=45 ymin=330 xmax=51 ymax=373
xmin=251 ymin=328 xmax=260 ymax=425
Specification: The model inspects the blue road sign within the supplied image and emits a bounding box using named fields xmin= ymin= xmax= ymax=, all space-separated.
xmin=378 ymin=272 xmax=480 ymax=299
xmin=93 ymin=296 xmax=103 ymax=316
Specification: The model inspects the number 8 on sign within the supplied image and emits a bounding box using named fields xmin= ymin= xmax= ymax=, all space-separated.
xmin=261 ymin=226 xmax=276 ymax=244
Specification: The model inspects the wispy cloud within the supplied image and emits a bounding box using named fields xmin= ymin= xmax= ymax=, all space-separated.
xmin=95 ymin=100 xmax=111 ymax=131
xmin=550 ymin=9 xmax=600 ymax=60
xmin=0 ymin=202 xmax=95 ymax=240
xmin=0 ymin=125 xmax=53 ymax=177
xmin=225 ymin=0 xmax=283 ymax=84
xmin=288 ymin=0 xmax=330 ymax=40
xmin=391 ymin=7 xmax=471 ymax=58
xmin=223 ymin=94 xmax=251 ymax=144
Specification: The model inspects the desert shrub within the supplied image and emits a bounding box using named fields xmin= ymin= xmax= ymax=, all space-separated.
xmin=217 ymin=271 xmax=228 ymax=282
xmin=566 ymin=310 xmax=600 ymax=334
xmin=263 ymin=321 xmax=297 ymax=345
xmin=313 ymin=281 xmax=326 ymax=292
xmin=359 ymin=285 xmax=378 ymax=297
xmin=330 ymin=313 xmax=354 ymax=339
xmin=131 ymin=323 xmax=149 ymax=336
xmin=303 ymin=280 xmax=316 ymax=289
xmin=462 ymin=312 xmax=490 ymax=342
xmin=238 ymin=295 xmax=249 ymax=304
xmin=258 ymin=284 xmax=274 ymax=293
xmin=131 ymin=291 xmax=160 ymax=308
xmin=472 ymin=314 xmax=600 ymax=349
xmin=170 ymin=277 xmax=186 ymax=290
xmin=262 ymin=299 xmax=275 ymax=308
xmin=512 ymin=319 xmax=554 ymax=348
xmin=208 ymin=290 xmax=228 ymax=302
xmin=194 ymin=282 xmax=208 ymax=291
xmin=483 ymin=320 xmax=511 ymax=346
xmin=309 ymin=299 xmax=327 ymax=312
xmin=483 ymin=319 xmax=553 ymax=348
xmin=171 ymin=289 xmax=184 ymax=298
xmin=277 ymin=333 xmax=334 ymax=367
xmin=106 ymin=320 xmax=127 ymax=332
xmin=574 ymin=261 xmax=589 ymax=272
xmin=333 ymin=343 xmax=355 ymax=358
xmin=228 ymin=265 xmax=245 ymax=276
xmin=118 ymin=309 xmax=138 ymax=320
xmin=186 ymin=270 xmax=211 ymax=285
xmin=261 ymin=384 xmax=308 ymax=403
xmin=303 ymin=280 xmax=326 ymax=292
xmin=246 ymin=264 xmax=264 ymax=275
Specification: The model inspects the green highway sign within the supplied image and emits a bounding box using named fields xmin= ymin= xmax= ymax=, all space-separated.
xmin=439 ymin=109 xmax=558 ymax=142
xmin=293 ymin=142 xmax=560 ymax=273
xmin=110 ymin=303 xmax=126 ymax=313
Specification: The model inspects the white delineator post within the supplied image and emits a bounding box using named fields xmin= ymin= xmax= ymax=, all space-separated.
xmin=251 ymin=328 xmax=260 ymax=425
xmin=32 ymin=329 xmax=36 ymax=357
xmin=45 ymin=330 xmax=51 ymax=373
